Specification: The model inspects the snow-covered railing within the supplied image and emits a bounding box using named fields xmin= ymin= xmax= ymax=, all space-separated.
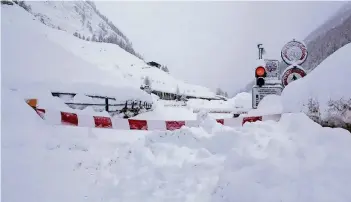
xmin=51 ymin=92 xmax=153 ymax=118
xmin=192 ymin=108 xmax=249 ymax=115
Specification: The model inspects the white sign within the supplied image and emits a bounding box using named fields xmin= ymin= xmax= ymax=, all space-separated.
xmin=252 ymin=85 xmax=283 ymax=109
xmin=281 ymin=65 xmax=307 ymax=87
xmin=281 ymin=39 xmax=308 ymax=65
xmin=264 ymin=59 xmax=280 ymax=79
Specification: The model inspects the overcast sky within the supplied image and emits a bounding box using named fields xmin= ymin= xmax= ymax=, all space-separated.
xmin=95 ymin=1 xmax=344 ymax=94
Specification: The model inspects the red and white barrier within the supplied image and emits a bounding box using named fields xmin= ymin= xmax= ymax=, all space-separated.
xmin=33 ymin=108 xmax=282 ymax=131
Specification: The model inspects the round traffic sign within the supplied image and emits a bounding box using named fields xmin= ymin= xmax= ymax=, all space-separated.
xmin=281 ymin=65 xmax=306 ymax=87
xmin=281 ymin=40 xmax=308 ymax=65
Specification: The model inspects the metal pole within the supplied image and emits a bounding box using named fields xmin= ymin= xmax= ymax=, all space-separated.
xmin=258 ymin=44 xmax=262 ymax=59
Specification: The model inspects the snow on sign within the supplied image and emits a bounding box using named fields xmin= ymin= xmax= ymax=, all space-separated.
xmin=264 ymin=59 xmax=280 ymax=79
xmin=281 ymin=39 xmax=308 ymax=65
xmin=281 ymin=65 xmax=307 ymax=87
xmin=252 ymin=85 xmax=283 ymax=109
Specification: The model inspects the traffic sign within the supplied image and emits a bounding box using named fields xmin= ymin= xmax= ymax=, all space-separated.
xmin=281 ymin=39 xmax=308 ymax=65
xmin=281 ymin=65 xmax=307 ymax=87
xmin=252 ymin=85 xmax=283 ymax=109
xmin=264 ymin=59 xmax=280 ymax=79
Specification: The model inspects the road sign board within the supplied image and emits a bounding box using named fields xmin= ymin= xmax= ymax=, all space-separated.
xmin=281 ymin=65 xmax=306 ymax=87
xmin=252 ymin=85 xmax=283 ymax=109
xmin=264 ymin=59 xmax=280 ymax=79
xmin=281 ymin=39 xmax=308 ymax=65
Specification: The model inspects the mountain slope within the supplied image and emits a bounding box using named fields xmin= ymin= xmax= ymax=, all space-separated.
xmin=20 ymin=0 xmax=143 ymax=59
xmin=2 ymin=2 xmax=216 ymax=100
xmin=1 ymin=4 xmax=152 ymax=104
xmin=279 ymin=1 xmax=351 ymax=73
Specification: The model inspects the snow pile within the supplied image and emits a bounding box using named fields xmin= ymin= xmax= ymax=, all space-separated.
xmin=2 ymin=87 xmax=150 ymax=202
xmin=212 ymin=113 xmax=351 ymax=202
xmin=187 ymin=99 xmax=235 ymax=111
xmin=281 ymin=42 xmax=351 ymax=117
xmin=248 ymin=94 xmax=283 ymax=116
xmin=133 ymin=101 xmax=197 ymax=120
xmin=228 ymin=92 xmax=252 ymax=109
xmin=3 ymin=86 xmax=351 ymax=202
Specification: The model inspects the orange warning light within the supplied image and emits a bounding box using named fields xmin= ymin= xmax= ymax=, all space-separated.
xmin=255 ymin=66 xmax=266 ymax=77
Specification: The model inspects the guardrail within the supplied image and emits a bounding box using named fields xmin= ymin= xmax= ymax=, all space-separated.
xmin=51 ymin=92 xmax=153 ymax=118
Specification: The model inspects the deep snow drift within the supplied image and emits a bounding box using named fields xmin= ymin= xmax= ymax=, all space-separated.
xmin=3 ymin=87 xmax=351 ymax=202
xmin=281 ymin=43 xmax=351 ymax=117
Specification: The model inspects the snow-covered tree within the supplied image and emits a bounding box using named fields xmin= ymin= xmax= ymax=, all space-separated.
xmin=98 ymin=33 xmax=103 ymax=42
xmin=216 ymin=88 xmax=224 ymax=96
xmin=92 ymin=34 xmax=97 ymax=42
xmin=163 ymin=66 xmax=170 ymax=73
xmin=144 ymin=76 xmax=151 ymax=86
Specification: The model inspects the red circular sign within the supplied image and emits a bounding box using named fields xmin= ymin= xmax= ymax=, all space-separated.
xmin=281 ymin=66 xmax=306 ymax=87
xmin=281 ymin=40 xmax=308 ymax=65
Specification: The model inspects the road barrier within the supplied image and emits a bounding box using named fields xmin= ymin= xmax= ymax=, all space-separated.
xmin=31 ymin=107 xmax=281 ymax=131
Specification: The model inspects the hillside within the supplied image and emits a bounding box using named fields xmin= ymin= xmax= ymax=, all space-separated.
xmin=18 ymin=0 xmax=143 ymax=59
xmin=279 ymin=1 xmax=351 ymax=73
xmin=2 ymin=1 xmax=216 ymax=100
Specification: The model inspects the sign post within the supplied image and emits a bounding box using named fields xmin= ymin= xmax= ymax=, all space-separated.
xmin=251 ymin=39 xmax=308 ymax=109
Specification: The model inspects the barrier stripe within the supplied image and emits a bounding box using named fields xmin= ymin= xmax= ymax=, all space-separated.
xmin=242 ymin=116 xmax=262 ymax=125
xmin=94 ymin=116 xmax=112 ymax=128
xmin=33 ymin=108 xmax=281 ymax=131
xmin=61 ymin=111 xmax=78 ymax=126
xmin=166 ymin=121 xmax=186 ymax=130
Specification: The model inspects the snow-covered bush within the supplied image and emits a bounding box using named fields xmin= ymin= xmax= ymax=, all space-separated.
xmin=305 ymin=97 xmax=351 ymax=131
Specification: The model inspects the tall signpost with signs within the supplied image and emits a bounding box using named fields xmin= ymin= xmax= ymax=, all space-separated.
xmin=251 ymin=39 xmax=308 ymax=109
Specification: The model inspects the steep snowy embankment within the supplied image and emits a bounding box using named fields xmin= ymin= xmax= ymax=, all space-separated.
xmin=1 ymin=4 xmax=151 ymax=103
xmin=281 ymin=42 xmax=351 ymax=117
xmin=7 ymin=2 xmax=216 ymax=98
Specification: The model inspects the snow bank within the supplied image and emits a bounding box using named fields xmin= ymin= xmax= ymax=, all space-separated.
xmin=133 ymin=100 xmax=197 ymax=120
xmin=281 ymin=43 xmax=351 ymax=116
xmin=3 ymin=86 xmax=351 ymax=202
xmin=212 ymin=113 xmax=351 ymax=202
xmin=2 ymin=87 xmax=149 ymax=202
xmin=187 ymin=98 xmax=235 ymax=111
xmin=228 ymin=92 xmax=252 ymax=109
xmin=248 ymin=94 xmax=283 ymax=116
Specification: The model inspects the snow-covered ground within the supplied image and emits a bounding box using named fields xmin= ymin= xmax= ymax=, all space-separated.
xmin=2 ymin=2 xmax=351 ymax=202
xmin=3 ymin=87 xmax=351 ymax=202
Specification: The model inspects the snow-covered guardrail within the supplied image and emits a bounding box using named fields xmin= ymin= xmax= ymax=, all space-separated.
xmin=192 ymin=108 xmax=249 ymax=117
